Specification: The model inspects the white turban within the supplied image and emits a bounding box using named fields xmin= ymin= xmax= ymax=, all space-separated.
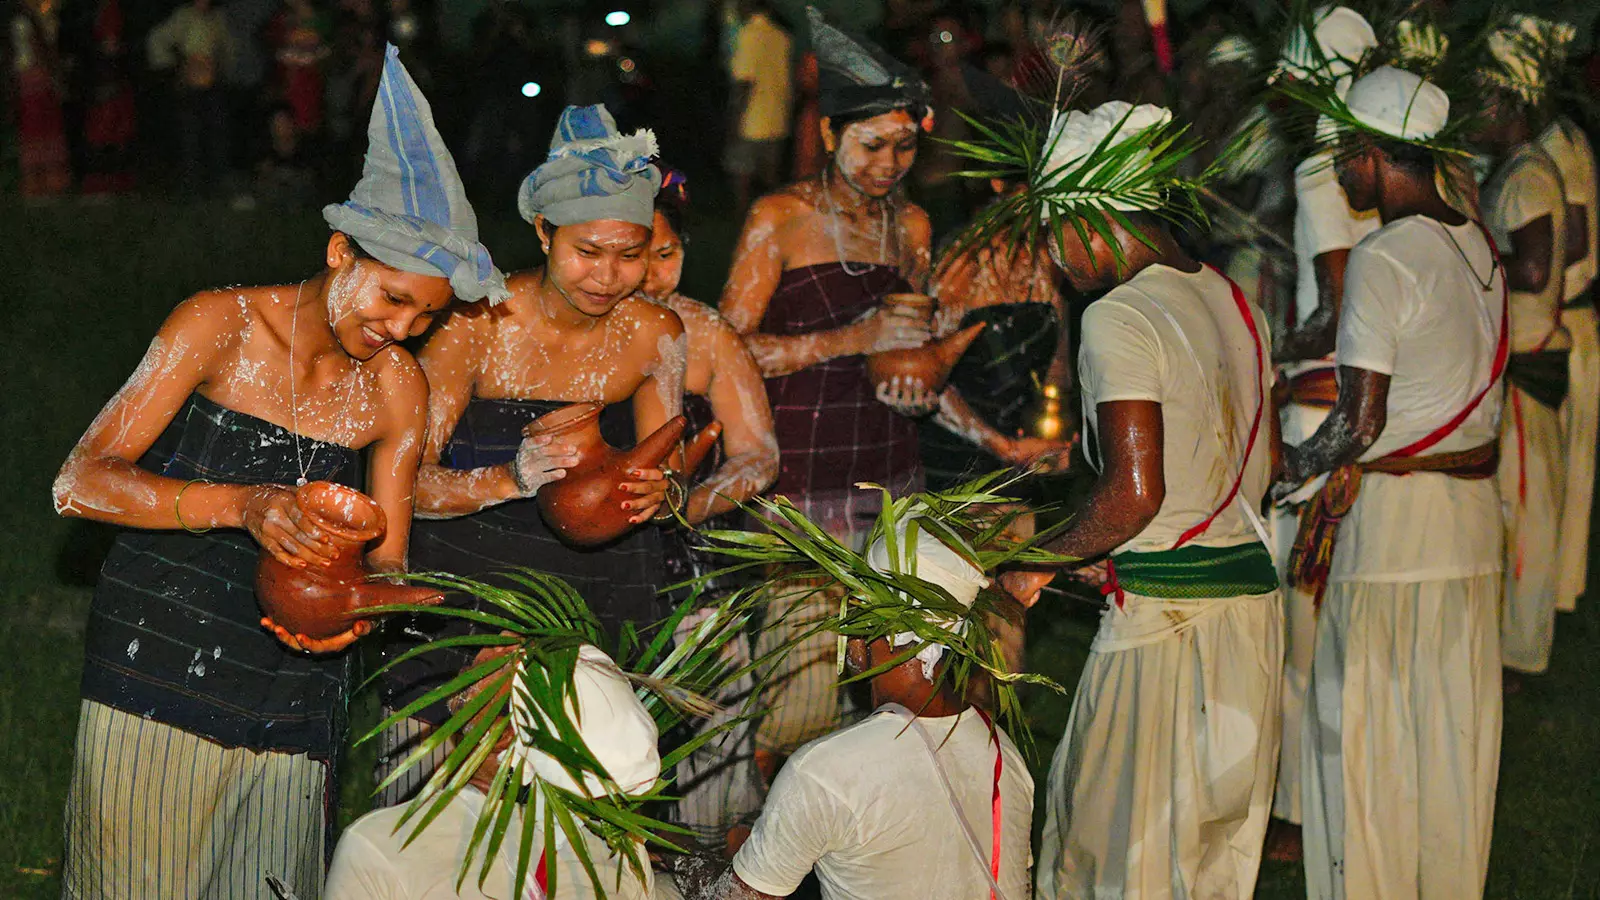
xmin=506 ymin=644 xmax=661 ymax=799
xmin=1039 ymin=101 xmax=1174 ymax=215
xmin=1345 ymin=66 xmax=1450 ymax=142
xmin=1485 ymin=15 xmax=1576 ymax=105
xmin=866 ymin=519 xmax=990 ymax=680
xmin=1277 ymin=5 xmax=1377 ymax=89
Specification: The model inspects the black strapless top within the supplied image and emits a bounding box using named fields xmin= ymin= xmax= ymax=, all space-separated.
xmin=383 ymin=396 xmax=668 ymax=723
xmin=80 ymin=392 xmax=361 ymax=758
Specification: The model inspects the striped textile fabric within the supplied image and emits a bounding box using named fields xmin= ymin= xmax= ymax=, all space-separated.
xmin=372 ymin=714 xmax=449 ymax=809
xmin=62 ymin=700 xmax=326 ymax=900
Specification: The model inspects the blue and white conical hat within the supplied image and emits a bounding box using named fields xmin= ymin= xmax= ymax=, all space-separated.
xmin=324 ymin=45 xmax=508 ymax=304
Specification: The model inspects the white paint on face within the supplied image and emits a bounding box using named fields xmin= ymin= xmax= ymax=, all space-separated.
xmin=836 ymin=112 xmax=919 ymax=198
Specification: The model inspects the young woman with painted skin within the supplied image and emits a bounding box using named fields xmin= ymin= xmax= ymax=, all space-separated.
xmin=51 ymin=234 xmax=455 ymax=896
xmin=641 ymin=204 xmax=779 ymax=523
xmin=376 ymin=210 xmax=688 ymax=807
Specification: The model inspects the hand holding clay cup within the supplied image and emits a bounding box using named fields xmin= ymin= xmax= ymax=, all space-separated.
xmin=864 ymin=293 xmax=935 ymax=354
xmin=242 ymin=484 xmax=340 ymax=570
xmin=874 ymin=374 xmax=941 ymax=417
xmin=255 ymin=481 xmax=445 ymax=651
xmin=521 ymin=402 xmax=700 ymax=547
xmin=866 ymin=293 xmax=986 ymax=397
xmin=998 ymin=434 xmax=1077 ymax=473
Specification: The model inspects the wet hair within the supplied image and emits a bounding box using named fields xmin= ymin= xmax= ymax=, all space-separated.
xmin=654 ymin=166 xmax=690 ymax=243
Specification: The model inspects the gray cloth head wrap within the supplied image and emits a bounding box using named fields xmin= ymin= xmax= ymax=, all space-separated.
xmin=808 ymin=6 xmax=932 ymax=123
xmin=323 ymin=45 xmax=509 ymax=304
xmin=517 ymin=104 xmax=662 ymax=228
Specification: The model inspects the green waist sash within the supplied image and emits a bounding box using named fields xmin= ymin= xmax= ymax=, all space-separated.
xmin=1110 ymin=542 xmax=1279 ymax=599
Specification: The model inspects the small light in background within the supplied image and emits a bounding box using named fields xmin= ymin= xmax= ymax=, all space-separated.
xmin=936 ymin=30 xmax=954 ymax=43
xmin=584 ymin=38 xmax=612 ymax=57
xmin=618 ymin=57 xmax=636 ymax=73
xmin=520 ymin=81 xmax=542 ymax=98
xmin=605 ymin=10 xmax=631 ymax=27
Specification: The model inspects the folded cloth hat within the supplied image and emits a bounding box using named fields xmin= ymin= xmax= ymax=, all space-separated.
xmin=1038 ymin=101 xmax=1176 ymax=215
xmin=866 ymin=518 xmax=990 ymax=679
xmin=506 ymin=643 xmax=662 ymax=799
xmin=1345 ymin=65 xmax=1449 ymax=142
xmin=323 ymin=45 xmax=508 ymax=305
xmin=1277 ymin=5 xmax=1377 ymax=86
xmin=808 ymin=6 xmax=932 ymax=125
xmin=518 ymin=104 xmax=661 ymax=228
xmin=1483 ymin=15 xmax=1576 ymax=106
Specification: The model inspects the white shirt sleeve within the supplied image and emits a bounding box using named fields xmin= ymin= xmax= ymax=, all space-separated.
xmin=324 ymin=828 xmax=403 ymax=900
xmin=1295 ymin=151 xmax=1366 ymax=257
xmin=730 ymin=760 xmax=849 ymax=896
xmin=1336 ymin=241 xmax=1413 ymax=376
xmin=1494 ymin=158 xmax=1564 ymax=239
xmin=1078 ymin=298 xmax=1164 ymax=405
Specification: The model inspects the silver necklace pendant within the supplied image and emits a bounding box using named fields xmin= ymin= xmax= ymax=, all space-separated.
xmin=296 ymin=476 xmax=308 ymax=487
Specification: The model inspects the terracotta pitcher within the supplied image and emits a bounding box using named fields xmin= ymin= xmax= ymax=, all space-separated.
xmin=255 ymin=481 xmax=445 ymax=640
xmin=526 ymin=402 xmax=721 ymax=547
xmin=866 ymin=321 xmax=988 ymax=395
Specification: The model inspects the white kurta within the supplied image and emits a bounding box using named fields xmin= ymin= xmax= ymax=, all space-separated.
xmin=1484 ymin=142 xmax=1570 ymax=673
xmin=1542 ymin=120 xmax=1600 ymax=611
xmin=1037 ymin=265 xmax=1282 ymax=900
xmin=1271 ymin=153 xmax=1382 ymax=824
xmin=1304 ymin=216 xmax=1505 ymax=900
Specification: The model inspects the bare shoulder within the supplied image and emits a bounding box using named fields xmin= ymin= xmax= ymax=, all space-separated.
xmin=747 ymin=183 xmax=816 ymax=227
xmin=661 ymin=293 xmax=733 ymax=339
xmin=158 ymin=287 xmax=254 ymax=358
xmin=368 ymin=344 xmax=429 ymax=397
xmin=898 ymin=199 xmax=932 ymax=240
xmin=617 ymin=294 xmax=686 ymax=342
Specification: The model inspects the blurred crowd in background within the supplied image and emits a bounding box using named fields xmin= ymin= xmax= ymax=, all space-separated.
xmin=8 ymin=0 xmax=1600 ymax=222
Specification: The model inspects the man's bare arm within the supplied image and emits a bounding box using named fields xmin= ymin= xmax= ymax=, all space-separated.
xmin=1277 ymin=365 xmax=1390 ymax=493
xmin=1275 ymin=249 xmax=1350 ymax=363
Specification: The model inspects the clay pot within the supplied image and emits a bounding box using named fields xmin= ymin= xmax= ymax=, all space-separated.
xmin=866 ymin=321 xmax=988 ymax=394
xmin=255 ymin=481 xmax=445 ymax=640
xmin=526 ymin=402 xmax=722 ymax=547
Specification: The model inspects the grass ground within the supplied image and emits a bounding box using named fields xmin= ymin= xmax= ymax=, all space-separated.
xmin=2 ymin=194 xmax=1597 ymax=899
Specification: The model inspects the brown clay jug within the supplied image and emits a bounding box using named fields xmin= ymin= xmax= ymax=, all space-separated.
xmin=526 ymin=403 xmax=721 ymax=547
xmin=255 ymin=481 xmax=445 ymax=640
xmin=866 ymin=321 xmax=988 ymax=394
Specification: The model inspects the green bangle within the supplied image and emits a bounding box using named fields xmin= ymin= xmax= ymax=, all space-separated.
xmin=175 ymin=479 xmax=212 ymax=534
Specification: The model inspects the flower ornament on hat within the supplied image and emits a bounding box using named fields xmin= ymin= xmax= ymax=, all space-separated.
xmin=506 ymin=643 xmax=661 ymax=799
xmin=518 ymin=104 xmax=662 ymax=229
xmin=1481 ymin=14 xmax=1576 ymax=108
xmin=323 ymin=46 xmax=508 ymax=305
xmin=866 ymin=518 xmax=991 ymax=680
xmin=1275 ymin=5 xmax=1378 ymax=88
xmin=808 ymin=6 xmax=933 ymax=130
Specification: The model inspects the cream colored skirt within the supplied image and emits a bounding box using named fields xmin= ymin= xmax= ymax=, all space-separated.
xmin=1500 ymin=384 xmax=1568 ymax=673
xmin=1036 ymin=589 xmax=1284 ymax=900
xmin=62 ymin=700 xmax=326 ymax=900
xmin=1558 ymin=304 xmax=1599 ymax=611
xmin=1302 ymin=575 xmax=1501 ymax=900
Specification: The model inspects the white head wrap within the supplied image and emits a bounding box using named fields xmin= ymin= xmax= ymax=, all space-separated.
xmin=1038 ymin=101 xmax=1174 ymax=216
xmin=1277 ymin=5 xmax=1377 ymax=90
xmin=1345 ymin=65 xmax=1450 ymax=142
xmin=865 ymin=520 xmax=990 ymax=680
xmin=506 ymin=644 xmax=661 ymax=799
xmin=1484 ymin=15 xmax=1576 ymax=105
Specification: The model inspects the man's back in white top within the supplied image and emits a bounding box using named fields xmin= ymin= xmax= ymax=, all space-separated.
xmin=1332 ymin=216 xmax=1507 ymax=581
xmin=1538 ymin=119 xmax=1598 ymax=300
xmin=732 ymin=707 xmax=1033 ymax=900
xmin=1077 ymin=264 xmax=1274 ymax=553
xmin=325 ymin=788 xmax=657 ymax=900
xmin=1484 ymin=142 xmax=1570 ymax=352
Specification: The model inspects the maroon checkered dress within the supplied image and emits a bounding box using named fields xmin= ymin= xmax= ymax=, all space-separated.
xmin=761 ymin=262 xmax=922 ymax=507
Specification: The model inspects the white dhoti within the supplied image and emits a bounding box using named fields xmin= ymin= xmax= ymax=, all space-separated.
xmin=1557 ymin=303 xmax=1599 ymax=611
xmin=1500 ymin=384 xmax=1568 ymax=672
xmin=1269 ymin=397 xmax=1330 ymax=824
xmin=1036 ymin=589 xmax=1284 ymax=900
xmin=1302 ymin=575 xmax=1501 ymax=900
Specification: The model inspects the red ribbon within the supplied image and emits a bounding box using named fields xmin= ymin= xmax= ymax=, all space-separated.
xmin=973 ymin=707 xmax=1003 ymax=900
